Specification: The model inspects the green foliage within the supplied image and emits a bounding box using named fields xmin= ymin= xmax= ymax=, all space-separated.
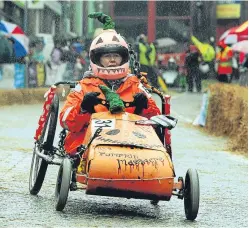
xmin=99 ymin=85 xmax=125 ymax=114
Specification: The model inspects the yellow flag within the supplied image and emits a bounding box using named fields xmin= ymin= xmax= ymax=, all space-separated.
xmin=191 ymin=36 xmax=215 ymax=62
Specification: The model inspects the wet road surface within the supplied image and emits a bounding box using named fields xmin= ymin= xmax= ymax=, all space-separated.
xmin=0 ymin=92 xmax=247 ymax=227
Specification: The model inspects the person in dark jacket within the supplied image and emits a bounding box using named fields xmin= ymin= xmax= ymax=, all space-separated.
xmin=185 ymin=45 xmax=202 ymax=92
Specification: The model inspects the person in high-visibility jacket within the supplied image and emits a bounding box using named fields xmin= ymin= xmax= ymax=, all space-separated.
xmin=147 ymin=41 xmax=158 ymax=88
xmin=216 ymin=41 xmax=233 ymax=83
xmin=136 ymin=34 xmax=150 ymax=70
xmin=149 ymin=42 xmax=156 ymax=66
xmin=135 ymin=34 xmax=158 ymax=88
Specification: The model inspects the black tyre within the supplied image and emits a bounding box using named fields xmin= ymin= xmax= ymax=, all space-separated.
xmin=29 ymin=95 xmax=59 ymax=195
xmin=55 ymin=158 xmax=72 ymax=211
xmin=150 ymin=200 xmax=159 ymax=205
xmin=184 ymin=168 xmax=200 ymax=221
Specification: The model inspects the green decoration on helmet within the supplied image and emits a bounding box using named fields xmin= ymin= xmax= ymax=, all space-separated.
xmin=88 ymin=12 xmax=115 ymax=30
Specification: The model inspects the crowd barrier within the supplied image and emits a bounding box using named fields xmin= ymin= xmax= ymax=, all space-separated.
xmin=0 ymin=62 xmax=68 ymax=89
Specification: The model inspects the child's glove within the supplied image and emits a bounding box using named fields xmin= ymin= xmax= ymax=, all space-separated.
xmin=133 ymin=93 xmax=148 ymax=115
xmin=81 ymin=92 xmax=101 ymax=113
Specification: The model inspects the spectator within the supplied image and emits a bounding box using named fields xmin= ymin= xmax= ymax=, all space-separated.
xmin=31 ymin=40 xmax=45 ymax=64
xmin=231 ymin=51 xmax=240 ymax=81
xmin=185 ymin=45 xmax=202 ymax=92
xmin=135 ymin=34 xmax=150 ymax=74
xmin=48 ymin=41 xmax=63 ymax=68
xmin=62 ymin=44 xmax=82 ymax=81
xmin=147 ymin=40 xmax=158 ymax=88
xmin=135 ymin=34 xmax=158 ymax=88
xmin=216 ymin=41 xmax=233 ymax=83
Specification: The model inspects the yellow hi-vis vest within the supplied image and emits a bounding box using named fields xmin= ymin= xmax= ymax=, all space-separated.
xmin=139 ymin=43 xmax=150 ymax=66
xmin=149 ymin=43 xmax=156 ymax=66
xmin=216 ymin=46 xmax=233 ymax=74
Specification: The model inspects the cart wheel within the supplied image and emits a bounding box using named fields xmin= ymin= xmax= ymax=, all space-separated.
xmin=150 ymin=200 xmax=159 ymax=205
xmin=55 ymin=158 xmax=72 ymax=211
xmin=29 ymin=95 xmax=59 ymax=195
xmin=29 ymin=144 xmax=48 ymax=195
xmin=184 ymin=168 xmax=200 ymax=221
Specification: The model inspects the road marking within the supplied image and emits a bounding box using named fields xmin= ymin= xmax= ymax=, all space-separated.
xmin=171 ymin=109 xmax=193 ymax=124
xmin=170 ymin=92 xmax=197 ymax=124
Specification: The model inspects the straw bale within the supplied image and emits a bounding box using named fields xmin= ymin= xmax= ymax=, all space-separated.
xmin=206 ymin=83 xmax=248 ymax=152
xmin=0 ymin=88 xmax=67 ymax=106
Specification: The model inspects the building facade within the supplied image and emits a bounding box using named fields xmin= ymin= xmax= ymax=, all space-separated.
xmin=102 ymin=1 xmax=247 ymax=49
xmin=0 ymin=1 xmax=84 ymax=38
xmin=0 ymin=1 xmax=247 ymax=48
xmin=216 ymin=0 xmax=248 ymax=41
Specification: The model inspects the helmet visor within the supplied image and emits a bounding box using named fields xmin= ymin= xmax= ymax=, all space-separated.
xmin=90 ymin=44 xmax=129 ymax=66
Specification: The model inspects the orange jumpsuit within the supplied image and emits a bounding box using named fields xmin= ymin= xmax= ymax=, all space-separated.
xmin=60 ymin=75 xmax=161 ymax=154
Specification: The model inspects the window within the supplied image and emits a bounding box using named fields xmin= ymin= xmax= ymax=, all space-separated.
xmin=69 ymin=3 xmax=76 ymax=33
xmin=114 ymin=1 xmax=147 ymax=17
xmin=39 ymin=7 xmax=54 ymax=34
xmin=156 ymin=19 xmax=190 ymax=43
xmin=115 ymin=19 xmax=147 ymax=40
xmin=156 ymin=1 xmax=190 ymax=16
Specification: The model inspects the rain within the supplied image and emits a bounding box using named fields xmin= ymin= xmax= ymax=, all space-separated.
xmin=0 ymin=1 xmax=247 ymax=227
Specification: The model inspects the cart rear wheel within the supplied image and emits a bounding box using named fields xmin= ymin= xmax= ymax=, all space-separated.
xmin=29 ymin=95 xmax=59 ymax=195
xmin=184 ymin=168 xmax=200 ymax=221
xmin=55 ymin=158 xmax=72 ymax=211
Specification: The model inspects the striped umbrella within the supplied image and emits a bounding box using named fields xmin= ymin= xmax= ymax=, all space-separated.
xmin=231 ymin=40 xmax=248 ymax=54
xmin=219 ymin=21 xmax=248 ymax=45
xmin=0 ymin=20 xmax=29 ymax=58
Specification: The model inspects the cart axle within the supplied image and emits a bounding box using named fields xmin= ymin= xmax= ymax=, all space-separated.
xmin=35 ymin=150 xmax=62 ymax=165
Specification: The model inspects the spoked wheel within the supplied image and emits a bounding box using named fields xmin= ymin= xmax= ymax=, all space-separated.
xmin=29 ymin=95 xmax=59 ymax=195
xmin=184 ymin=168 xmax=200 ymax=221
xmin=55 ymin=158 xmax=72 ymax=211
xmin=29 ymin=143 xmax=49 ymax=195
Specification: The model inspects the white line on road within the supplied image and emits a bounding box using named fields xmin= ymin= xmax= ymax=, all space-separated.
xmin=171 ymin=109 xmax=193 ymax=123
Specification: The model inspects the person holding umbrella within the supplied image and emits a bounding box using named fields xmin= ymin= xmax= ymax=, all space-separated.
xmin=231 ymin=40 xmax=248 ymax=86
xmin=0 ymin=34 xmax=14 ymax=64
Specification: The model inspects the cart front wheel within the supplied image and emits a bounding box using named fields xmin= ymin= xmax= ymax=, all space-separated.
xmin=184 ymin=168 xmax=200 ymax=221
xmin=55 ymin=158 xmax=72 ymax=211
xmin=29 ymin=95 xmax=59 ymax=195
xmin=29 ymin=144 xmax=48 ymax=195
